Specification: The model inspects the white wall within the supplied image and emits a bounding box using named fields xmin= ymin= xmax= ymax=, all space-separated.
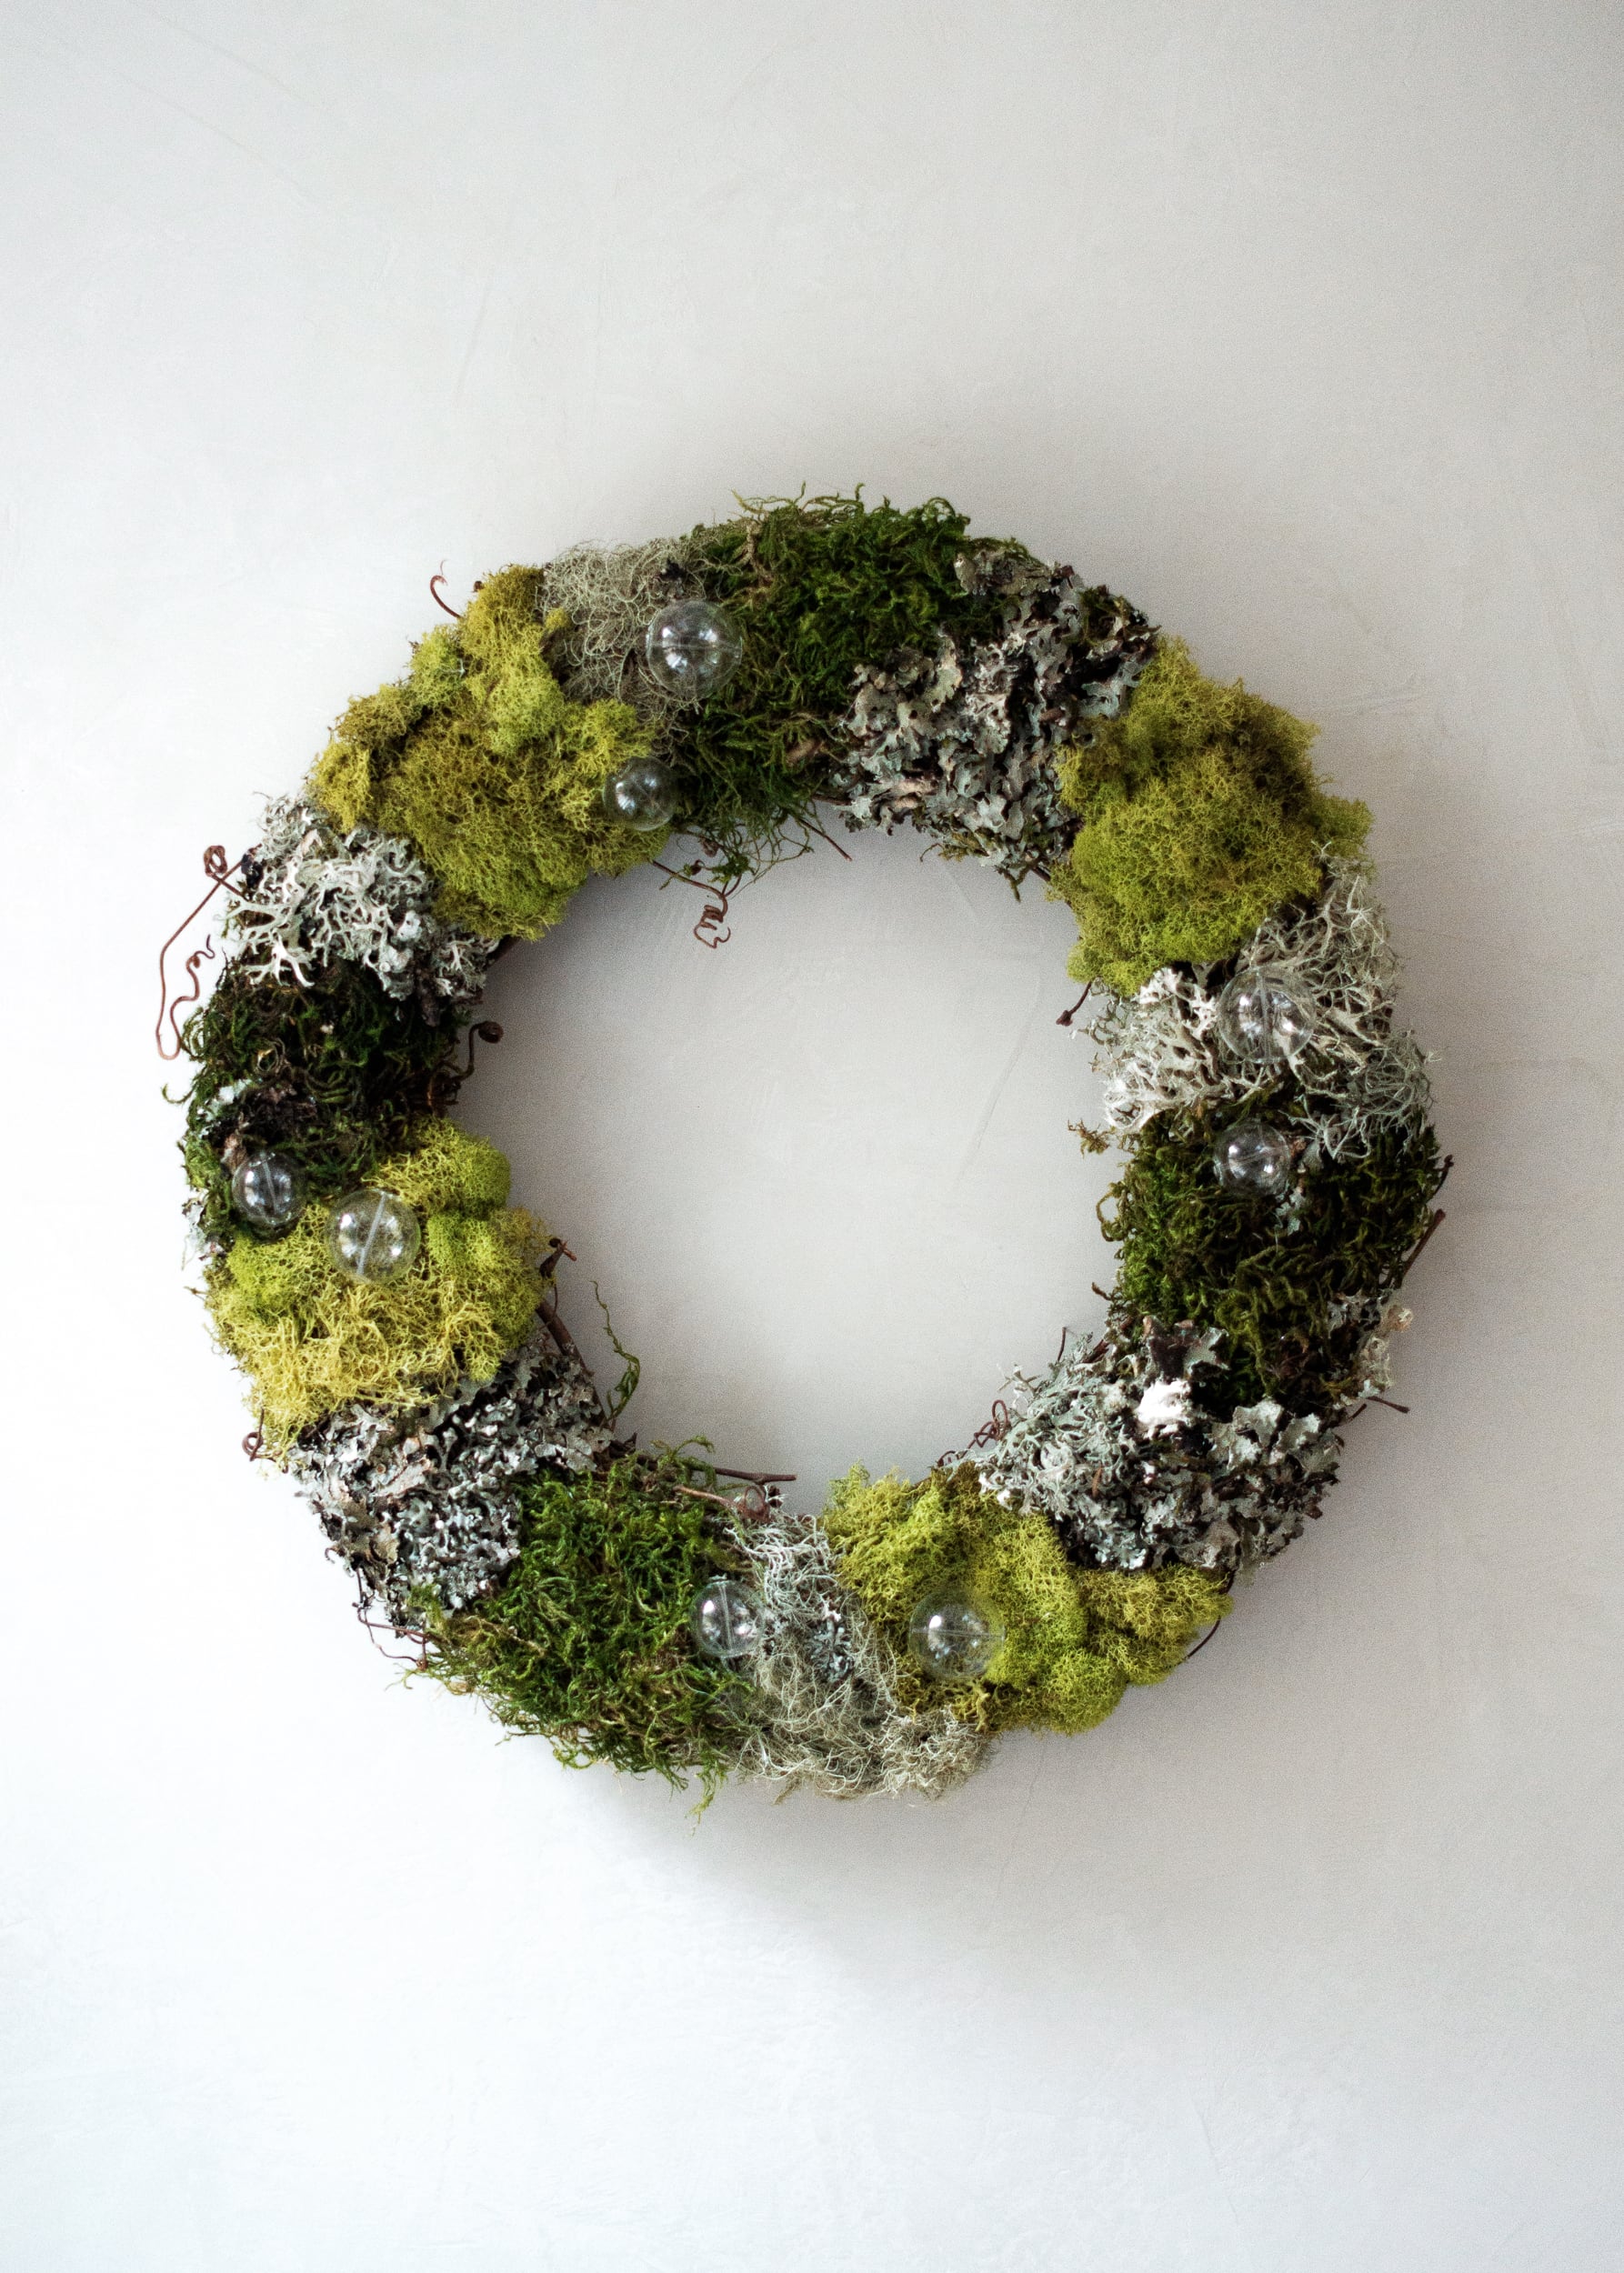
xmin=5 ymin=3 xmax=1622 ymax=2266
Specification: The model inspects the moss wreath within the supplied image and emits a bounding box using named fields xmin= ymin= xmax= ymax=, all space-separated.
xmin=165 ymin=494 xmax=1446 ymax=1801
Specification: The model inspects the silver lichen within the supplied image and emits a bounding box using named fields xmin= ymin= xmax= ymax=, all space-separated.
xmin=225 ymin=795 xmax=494 ymax=1013
xmin=287 ymin=1320 xmax=613 ymax=1621
xmin=724 ymin=1507 xmax=989 ymax=1800
xmin=969 ymin=1323 xmax=1344 ymax=1572
xmin=1086 ymin=858 xmax=1432 ymax=1164
xmin=831 ymin=556 xmax=1156 ymax=884
xmin=537 ymin=535 xmax=707 ymax=716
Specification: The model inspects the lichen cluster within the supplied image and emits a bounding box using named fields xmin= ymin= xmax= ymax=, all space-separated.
xmin=172 ymin=490 xmax=1441 ymax=1803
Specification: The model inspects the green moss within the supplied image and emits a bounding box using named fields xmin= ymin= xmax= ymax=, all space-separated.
xmin=310 ymin=569 xmax=663 ymax=937
xmin=176 ymin=956 xmax=460 ymax=1246
xmin=1052 ymin=640 xmax=1370 ymax=994
xmin=1101 ymin=1108 xmax=1444 ymax=1407
xmin=669 ymin=494 xmax=1025 ymax=865
xmin=414 ymin=1457 xmax=748 ymax=1788
xmin=206 ymin=1119 xmax=545 ymax=1452
xmin=823 ymin=1464 xmax=1228 ymax=1735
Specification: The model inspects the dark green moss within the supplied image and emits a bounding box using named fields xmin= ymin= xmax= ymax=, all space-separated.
xmin=413 ymin=1457 xmax=748 ymax=1788
xmin=1100 ymin=1109 xmax=1444 ymax=1409
xmin=177 ymin=956 xmax=459 ymax=1245
xmin=671 ymin=493 xmax=1026 ymax=866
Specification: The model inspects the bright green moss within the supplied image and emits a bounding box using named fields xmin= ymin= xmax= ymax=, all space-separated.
xmin=669 ymin=494 xmax=1025 ymax=865
xmin=1102 ymin=1109 xmax=1444 ymax=1408
xmin=310 ymin=569 xmax=663 ymax=937
xmin=176 ymin=956 xmax=460 ymax=1247
xmin=206 ymin=1119 xmax=545 ymax=1452
xmin=414 ymin=1457 xmax=747 ymax=1789
xmin=823 ymin=1464 xmax=1228 ymax=1735
xmin=1052 ymin=640 xmax=1370 ymax=994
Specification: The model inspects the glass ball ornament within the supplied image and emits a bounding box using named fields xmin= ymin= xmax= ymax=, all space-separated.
xmin=907 ymin=1596 xmax=1006 ymax=1684
xmin=229 ymin=1150 xmax=306 ymax=1237
xmin=643 ymin=599 xmax=743 ymax=699
xmin=326 ymin=1187 xmax=421 ymax=1284
xmin=1213 ymin=1118 xmax=1294 ymax=1197
xmin=1212 ymin=968 xmax=1313 ymax=1069
xmin=600 ymin=756 xmax=678 ymax=833
xmin=689 ymin=1577 xmax=765 ymax=1660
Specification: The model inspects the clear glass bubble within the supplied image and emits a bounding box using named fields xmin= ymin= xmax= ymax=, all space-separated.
xmin=644 ymin=599 xmax=744 ymax=698
xmin=907 ymin=1595 xmax=1006 ymax=1683
xmin=689 ymin=1577 xmax=765 ymax=1660
xmin=230 ymin=1150 xmax=306 ymax=1237
xmin=600 ymin=756 xmax=678 ymax=832
xmin=326 ymin=1187 xmax=421 ymax=1284
xmin=1213 ymin=1118 xmax=1294 ymax=1197
xmin=1212 ymin=968 xmax=1313 ymax=1068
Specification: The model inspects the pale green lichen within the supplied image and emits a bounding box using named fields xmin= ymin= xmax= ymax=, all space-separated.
xmin=1052 ymin=640 xmax=1370 ymax=995
xmin=822 ymin=1464 xmax=1228 ymax=1735
xmin=310 ymin=569 xmax=664 ymax=938
xmin=206 ymin=1118 xmax=546 ymax=1453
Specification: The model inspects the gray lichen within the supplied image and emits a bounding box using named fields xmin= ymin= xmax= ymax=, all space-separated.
xmin=969 ymin=1322 xmax=1345 ymax=1572
xmin=226 ymin=795 xmax=494 ymax=1013
xmin=536 ymin=535 xmax=707 ymax=716
xmin=1085 ymin=858 xmax=1432 ymax=1165
xmin=287 ymin=1321 xmax=613 ymax=1621
xmin=831 ymin=556 xmax=1157 ymax=885
xmin=724 ymin=1507 xmax=989 ymax=1799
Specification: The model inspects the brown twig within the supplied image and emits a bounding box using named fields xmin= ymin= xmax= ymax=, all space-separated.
xmin=651 ymin=859 xmax=734 ymax=949
xmin=429 ymin=565 xmax=461 ymax=619
xmin=1402 ymin=1203 xmax=1448 ymax=1278
xmin=155 ymin=845 xmax=246 ymax=1058
xmin=427 ymin=1018 xmax=503 ymax=1106
xmin=1056 ymin=985 xmax=1092 ymax=1028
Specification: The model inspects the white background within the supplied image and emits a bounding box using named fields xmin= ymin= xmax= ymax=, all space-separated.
xmin=5 ymin=4 xmax=1622 ymax=2267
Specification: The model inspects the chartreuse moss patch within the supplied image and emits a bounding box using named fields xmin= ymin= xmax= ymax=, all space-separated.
xmin=206 ymin=1119 xmax=546 ymax=1454
xmin=824 ymin=1465 xmax=1228 ymax=1736
xmin=1052 ymin=639 xmax=1370 ymax=995
xmin=168 ymin=493 xmax=1442 ymax=1799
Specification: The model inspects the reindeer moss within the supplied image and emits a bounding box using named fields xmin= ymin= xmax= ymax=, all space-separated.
xmin=1101 ymin=1109 xmax=1444 ymax=1408
xmin=1052 ymin=640 xmax=1370 ymax=994
xmin=667 ymin=494 xmax=1025 ymax=861
xmin=177 ymin=955 xmax=460 ymax=1246
xmin=414 ymin=1457 xmax=747 ymax=1788
xmin=206 ymin=1119 xmax=546 ymax=1452
xmin=822 ymin=1463 xmax=1228 ymax=1735
xmin=310 ymin=569 xmax=663 ymax=937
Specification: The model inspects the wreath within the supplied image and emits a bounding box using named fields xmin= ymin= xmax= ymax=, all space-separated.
xmin=164 ymin=495 xmax=1446 ymax=1801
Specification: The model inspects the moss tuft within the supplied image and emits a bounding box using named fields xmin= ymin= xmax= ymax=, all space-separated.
xmin=310 ymin=567 xmax=663 ymax=937
xmin=176 ymin=955 xmax=460 ymax=1246
xmin=667 ymin=494 xmax=1026 ymax=864
xmin=1101 ymin=1108 xmax=1444 ymax=1407
xmin=414 ymin=1457 xmax=748 ymax=1789
xmin=822 ymin=1463 xmax=1228 ymax=1735
xmin=206 ymin=1119 xmax=546 ymax=1452
xmin=1051 ymin=640 xmax=1370 ymax=994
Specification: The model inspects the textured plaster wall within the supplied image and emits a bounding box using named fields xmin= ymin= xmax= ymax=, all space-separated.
xmin=5 ymin=3 xmax=1623 ymax=2268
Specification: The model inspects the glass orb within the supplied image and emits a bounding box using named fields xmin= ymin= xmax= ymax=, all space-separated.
xmin=644 ymin=599 xmax=744 ymax=698
xmin=229 ymin=1150 xmax=305 ymax=1237
xmin=907 ymin=1595 xmax=1006 ymax=1684
xmin=690 ymin=1577 xmax=765 ymax=1660
xmin=1212 ymin=968 xmax=1313 ymax=1068
xmin=326 ymin=1187 xmax=421 ymax=1284
xmin=1213 ymin=1118 xmax=1294 ymax=1197
xmin=600 ymin=756 xmax=678 ymax=832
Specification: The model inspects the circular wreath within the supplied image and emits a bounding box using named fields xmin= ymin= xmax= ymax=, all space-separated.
xmin=166 ymin=494 xmax=1446 ymax=1801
